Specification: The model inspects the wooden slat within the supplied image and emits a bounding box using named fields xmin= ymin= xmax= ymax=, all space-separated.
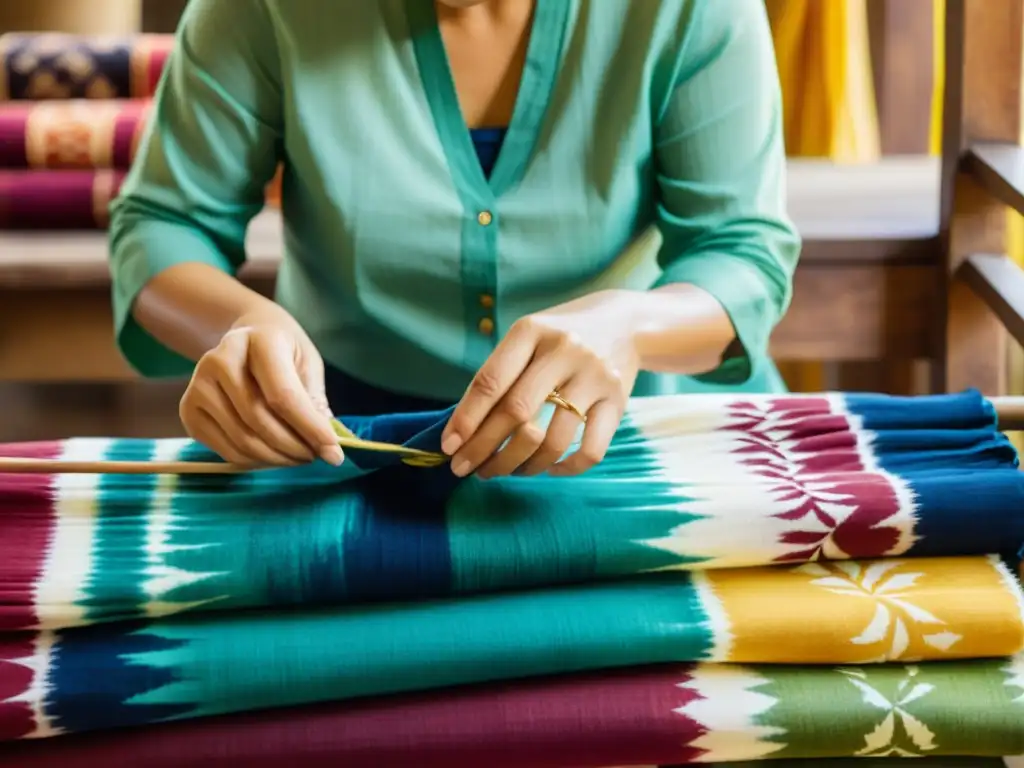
xmin=958 ymin=253 xmax=1024 ymax=348
xmin=963 ymin=143 xmax=1024 ymax=217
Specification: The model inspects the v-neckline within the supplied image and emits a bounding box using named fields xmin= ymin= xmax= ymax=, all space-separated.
xmin=406 ymin=0 xmax=569 ymax=202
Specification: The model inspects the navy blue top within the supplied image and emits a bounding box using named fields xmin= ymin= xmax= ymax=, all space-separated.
xmin=325 ymin=127 xmax=508 ymax=416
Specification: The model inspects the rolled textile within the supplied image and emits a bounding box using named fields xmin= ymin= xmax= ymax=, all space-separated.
xmin=0 ymin=168 xmax=280 ymax=229
xmin=2 ymin=390 xmax=1021 ymax=631
xmin=0 ymin=100 xmax=150 ymax=169
xmin=0 ymin=33 xmax=171 ymax=101
xmin=0 ymin=169 xmax=124 ymax=228
xmin=0 ymin=553 xmax=1021 ymax=741
xmin=3 ymin=658 xmax=1024 ymax=765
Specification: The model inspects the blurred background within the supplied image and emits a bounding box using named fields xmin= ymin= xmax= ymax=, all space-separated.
xmin=0 ymin=0 xmax=1015 ymax=441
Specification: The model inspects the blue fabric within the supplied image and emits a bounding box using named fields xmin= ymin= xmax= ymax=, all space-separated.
xmin=470 ymin=127 xmax=508 ymax=178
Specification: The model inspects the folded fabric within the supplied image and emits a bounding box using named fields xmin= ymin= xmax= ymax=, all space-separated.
xmin=1 ymin=554 xmax=1021 ymax=741
xmin=0 ymin=100 xmax=149 ymax=169
xmin=0 ymin=169 xmax=124 ymax=228
xmin=0 ymin=33 xmax=170 ymax=101
xmin=4 ymin=657 xmax=1024 ymax=765
xmin=2 ymin=391 xmax=1021 ymax=631
xmin=0 ymin=168 xmax=280 ymax=230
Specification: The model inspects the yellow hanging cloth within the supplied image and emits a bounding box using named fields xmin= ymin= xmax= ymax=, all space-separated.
xmin=765 ymin=0 xmax=880 ymax=162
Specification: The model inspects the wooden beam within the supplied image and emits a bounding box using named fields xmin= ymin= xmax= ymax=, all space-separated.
xmin=936 ymin=0 xmax=1024 ymax=394
xmin=867 ymin=0 xmax=936 ymax=155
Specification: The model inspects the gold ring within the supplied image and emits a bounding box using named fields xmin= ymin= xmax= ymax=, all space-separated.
xmin=546 ymin=390 xmax=587 ymax=422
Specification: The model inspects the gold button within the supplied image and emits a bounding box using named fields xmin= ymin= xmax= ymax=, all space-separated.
xmin=478 ymin=317 xmax=495 ymax=335
xmin=477 ymin=210 xmax=493 ymax=226
xmin=479 ymin=293 xmax=494 ymax=309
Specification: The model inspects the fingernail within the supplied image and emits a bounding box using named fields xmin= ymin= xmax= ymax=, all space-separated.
xmin=451 ymin=458 xmax=471 ymax=477
xmin=441 ymin=435 xmax=462 ymax=455
xmin=320 ymin=445 xmax=344 ymax=466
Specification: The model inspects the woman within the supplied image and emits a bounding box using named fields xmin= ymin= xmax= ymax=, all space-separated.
xmin=108 ymin=0 xmax=800 ymax=479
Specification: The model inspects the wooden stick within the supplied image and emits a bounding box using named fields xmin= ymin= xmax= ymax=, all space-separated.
xmin=991 ymin=396 xmax=1024 ymax=430
xmin=0 ymin=432 xmax=448 ymax=476
xmin=0 ymin=394 xmax=1022 ymax=476
xmin=0 ymin=457 xmax=248 ymax=475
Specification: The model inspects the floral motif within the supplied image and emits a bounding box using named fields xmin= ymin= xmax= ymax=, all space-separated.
xmin=840 ymin=665 xmax=939 ymax=757
xmin=723 ymin=399 xmax=910 ymax=562
xmin=798 ymin=561 xmax=961 ymax=660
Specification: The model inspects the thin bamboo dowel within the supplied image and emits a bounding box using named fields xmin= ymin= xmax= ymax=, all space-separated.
xmin=0 ymin=457 xmax=244 ymax=475
xmin=991 ymin=396 xmax=1024 ymax=431
xmin=0 ymin=395 xmax=1022 ymax=475
xmin=0 ymin=431 xmax=448 ymax=475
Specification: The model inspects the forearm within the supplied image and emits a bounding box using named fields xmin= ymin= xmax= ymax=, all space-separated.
xmin=131 ymin=262 xmax=287 ymax=363
xmin=617 ymin=284 xmax=738 ymax=375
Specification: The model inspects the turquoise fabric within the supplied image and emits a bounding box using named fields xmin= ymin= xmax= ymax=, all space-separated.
xmin=109 ymin=0 xmax=800 ymax=398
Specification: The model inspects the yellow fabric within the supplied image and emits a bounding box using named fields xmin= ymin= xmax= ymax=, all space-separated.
xmin=930 ymin=0 xmax=945 ymax=156
xmin=703 ymin=555 xmax=1024 ymax=664
xmin=766 ymin=0 xmax=879 ymax=162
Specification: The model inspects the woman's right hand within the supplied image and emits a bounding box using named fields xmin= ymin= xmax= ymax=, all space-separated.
xmin=179 ymin=306 xmax=344 ymax=468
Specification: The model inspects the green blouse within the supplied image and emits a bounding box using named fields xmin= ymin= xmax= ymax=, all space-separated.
xmin=109 ymin=0 xmax=801 ymax=399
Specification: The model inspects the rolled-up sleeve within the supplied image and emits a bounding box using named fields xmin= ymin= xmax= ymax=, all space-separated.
xmin=108 ymin=0 xmax=283 ymax=377
xmin=653 ymin=0 xmax=801 ymax=385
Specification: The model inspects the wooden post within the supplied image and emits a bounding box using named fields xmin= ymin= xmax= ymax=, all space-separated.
xmin=867 ymin=0 xmax=936 ymax=155
xmin=936 ymin=0 xmax=1024 ymax=394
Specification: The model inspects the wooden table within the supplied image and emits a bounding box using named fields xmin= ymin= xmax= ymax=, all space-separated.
xmin=0 ymin=157 xmax=941 ymax=382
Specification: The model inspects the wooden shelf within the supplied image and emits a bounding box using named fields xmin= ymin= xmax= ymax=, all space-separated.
xmin=0 ymin=156 xmax=942 ymax=290
xmin=958 ymin=253 xmax=1024 ymax=348
xmin=964 ymin=143 xmax=1024 ymax=218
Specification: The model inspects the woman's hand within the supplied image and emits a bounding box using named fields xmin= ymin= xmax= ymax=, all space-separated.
xmin=441 ymin=290 xmax=640 ymax=479
xmin=179 ymin=306 xmax=344 ymax=468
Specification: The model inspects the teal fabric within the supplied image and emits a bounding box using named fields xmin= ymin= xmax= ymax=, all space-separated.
xmin=109 ymin=0 xmax=800 ymax=398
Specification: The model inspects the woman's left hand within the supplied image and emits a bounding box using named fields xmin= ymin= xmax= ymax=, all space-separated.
xmin=441 ymin=290 xmax=640 ymax=479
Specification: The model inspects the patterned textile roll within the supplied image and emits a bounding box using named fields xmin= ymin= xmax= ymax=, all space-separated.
xmin=0 ymin=33 xmax=171 ymax=101
xmin=0 ymin=167 xmax=281 ymax=229
xmin=0 ymin=100 xmax=150 ymax=169
xmin=0 ymin=169 xmax=124 ymax=229
xmin=2 ymin=660 xmax=1024 ymax=766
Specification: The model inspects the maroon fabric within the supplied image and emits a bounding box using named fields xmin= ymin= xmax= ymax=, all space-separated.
xmin=0 ymin=666 xmax=699 ymax=768
xmin=0 ymin=101 xmax=149 ymax=169
xmin=0 ymin=442 xmax=59 ymax=740
xmin=0 ymin=169 xmax=125 ymax=228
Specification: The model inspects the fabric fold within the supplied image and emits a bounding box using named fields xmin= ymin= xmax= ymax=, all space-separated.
xmin=0 ymin=554 xmax=1021 ymax=741
xmin=2 ymin=391 xmax=1021 ymax=631
xmin=4 ymin=657 xmax=1024 ymax=765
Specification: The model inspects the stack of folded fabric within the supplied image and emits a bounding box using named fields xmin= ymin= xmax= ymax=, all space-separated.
xmin=0 ymin=390 xmax=1022 ymax=767
xmin=0 ymin=32 xmax=279 ymax=229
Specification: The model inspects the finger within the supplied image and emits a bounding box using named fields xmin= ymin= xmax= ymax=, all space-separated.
xmin=475 ymin=421 xmax=545 ymax=479
xmin=207 ymin=335 xmax=316 ymax=463
xmin=441 ymin=321 xmax=539 ymax=455
xmin=296 ymin=342 xmax=334 ymax=420
xmin=183 ymin=407 xmax=253 ymax=467
xmin=550 ymin=399 xmax=622 ymax=477
xmin=450 ymin=353 xmax=576 ymax=478
xmin=248 ymin=333 xmax=342 ymax=465
xmin=518 ymin=380 xmax=596 ymax=476
xmin=193 ymin=383 xmax=301 ymax=467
